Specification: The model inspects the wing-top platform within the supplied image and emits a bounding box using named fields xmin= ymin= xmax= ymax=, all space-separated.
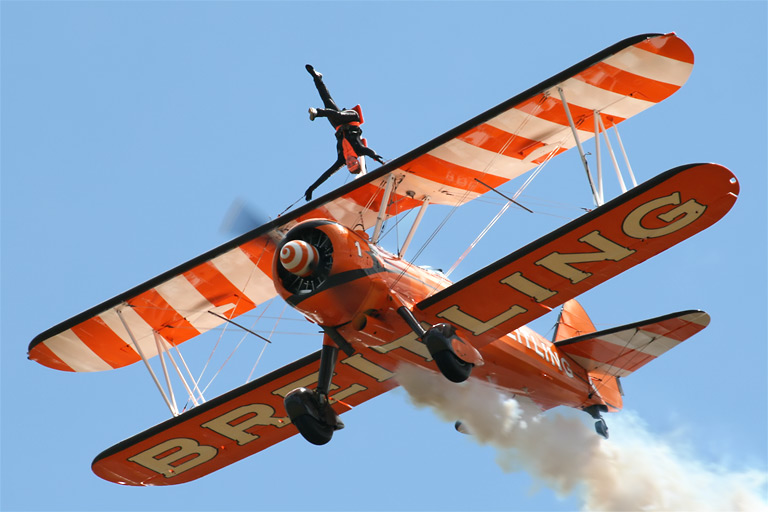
xmin=28 ymin=33 xmax=694 ymax=373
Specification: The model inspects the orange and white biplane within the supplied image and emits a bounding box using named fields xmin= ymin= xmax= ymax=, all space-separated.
xmin=28 ymin=33 xmax=739 ymax=486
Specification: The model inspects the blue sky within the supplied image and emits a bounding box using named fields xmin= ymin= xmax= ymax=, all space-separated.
xmin=2 ymin=2 xmax=766 ymax=511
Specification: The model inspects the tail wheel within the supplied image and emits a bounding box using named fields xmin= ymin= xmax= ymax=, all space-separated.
xmin=432 ymin=350 xmax=473 ymax=383
xmin=595 ymin=419 xmax=609 ymax=439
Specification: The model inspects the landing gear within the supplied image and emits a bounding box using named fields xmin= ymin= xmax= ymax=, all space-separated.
xmin=584 ymin=404 xmax=609 ymax=439
xmin=284 ymin=343 xmax=344 ymax=445
xmin=595 ymin=418 xmax=609 ymax=439
xmin=396 ymin=307 xmax=479 ymax=384
xmin=424 ymin=324 xmax=473 ymax=383
xmin=284 ymin=387 xmax=342 ymax=445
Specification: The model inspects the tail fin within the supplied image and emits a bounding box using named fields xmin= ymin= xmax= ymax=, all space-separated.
xmin=554 ymin=299 xmax=596 ymax=341
xmin=555 ymin=307 xmax=710 ymax=411
xmin=554 ymin=300 xmax=624 ymax=411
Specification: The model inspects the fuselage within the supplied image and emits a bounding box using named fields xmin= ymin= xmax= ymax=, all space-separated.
xmin=273 ymin=219 xmax=602 ymax=413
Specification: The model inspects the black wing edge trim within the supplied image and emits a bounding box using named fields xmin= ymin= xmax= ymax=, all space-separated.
xmin=416 ymin=162 xmax=705 ymax=311
xmin=90 ymin=350 xmax=321 ymax=466
xmin=30 ymin=34 xmax=661 ymax=353
xmin=553 ymin=310 xmax=709 ymax=347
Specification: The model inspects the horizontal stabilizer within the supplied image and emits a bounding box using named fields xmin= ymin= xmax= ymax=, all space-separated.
xmin=555 ymin=310 xmax=710 ymax=377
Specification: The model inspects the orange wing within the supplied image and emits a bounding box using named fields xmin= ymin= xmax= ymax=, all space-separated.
xmin=28 ymin=232 xmax=280 ymax=372
xmin=92 ymin=345 xmax=402 ymax=486
xmin=415 ymin=163 xmax=738 ymax=351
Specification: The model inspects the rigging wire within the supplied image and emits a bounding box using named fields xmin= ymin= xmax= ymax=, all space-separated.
xmin=246 ymin=303 xmax=288 ymax=383
xmin=190 ymin=297 xmax=275 ymax=405
xmin=385 ymin=96 xmax=553 ymax=288
xmin=443 ymin=140 xmax=564 ymax=278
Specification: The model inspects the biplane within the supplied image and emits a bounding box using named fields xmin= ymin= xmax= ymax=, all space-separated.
xmin=28 ymin=33 xmax=739 ymax=486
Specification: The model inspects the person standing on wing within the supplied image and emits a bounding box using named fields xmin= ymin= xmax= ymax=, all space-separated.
xmin=304 ymin=64 xmax=385 ymax=201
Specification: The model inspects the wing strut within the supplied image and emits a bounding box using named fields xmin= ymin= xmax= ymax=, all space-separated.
xmin=597 ymin=113 xmax=627 ymax=194
xmin=398 ymin=195 xmax=430 ymax=259
xmin=557 ymin=87 xmax=602 ymax=207
xmin=610 ymin=119 xmax=638 ymax=187
xmin=115 ymin=306 xmax=179 ymax=416
xmin=372 ymin=174 xmax=395 ymax=244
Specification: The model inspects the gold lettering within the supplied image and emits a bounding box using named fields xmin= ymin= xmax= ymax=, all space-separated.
xmin=437 ymin=304 xmax=527 ymax=336
xmin=201 ymin=404 xmax=288 ymax=446
xmin=372 ymin=325 xmax=432 ymax=361
xmin=535 ymin=231 xmax=635 ymax=284
xmin=623 ymin=192 xmax=707 ymax=239
xmin=340 ymin=354 xmax=394 ymax=382
xmin=128 ymin=438 xmax=217 ymax=478
xmin=500 ymin=272 xmax=557 ymax=302
xmin=329 ymin=383 xmax=367 ymax=403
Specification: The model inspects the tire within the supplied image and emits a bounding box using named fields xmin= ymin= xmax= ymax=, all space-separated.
xmin=433 ymin=350 xmax=473 ymax=383
xmin=292 ymin=414 xmax=334 ymax=445
xmin=595 ymin=419 xmax=609 ymax=439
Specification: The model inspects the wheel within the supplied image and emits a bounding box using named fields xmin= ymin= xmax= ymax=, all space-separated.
xmin=284 ymin=387 xmax=342 ymax=445
xmin=292 ymin=414 xmax=334 ymax=445
xmin=595 ymin=419 xmax=609 ymax=439
xmin=433 ymin=349 xmax=473 ymax=383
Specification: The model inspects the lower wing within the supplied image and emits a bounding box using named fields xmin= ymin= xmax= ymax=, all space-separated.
xmin=92 ymin=346 xmax=401 ymax=486
xmin=415 ymin=163 xmax=738 ymax=351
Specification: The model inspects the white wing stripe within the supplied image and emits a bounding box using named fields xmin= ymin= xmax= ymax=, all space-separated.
xmin=99 ymin=307 xmax=160 ymax=360
xmin=211 ymin=248 xmax=276 ymax=305
xmin=603 ymin=47 xmax=693 ymax=87
xmin=596 ymin=331 xmax=681 ymax=358
xmin=46 ymin=330 xmax=113 ymax=372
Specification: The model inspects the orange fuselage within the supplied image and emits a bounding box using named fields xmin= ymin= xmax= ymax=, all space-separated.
xmin=273 ymin=220 xmax=604 ymax=412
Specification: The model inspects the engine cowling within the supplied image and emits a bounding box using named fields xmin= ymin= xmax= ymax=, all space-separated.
xmin=273 ymin=220 xmax=388 ymax=327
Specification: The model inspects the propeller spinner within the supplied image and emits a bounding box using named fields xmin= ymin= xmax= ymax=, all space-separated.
xmin=280 ymin=240 xmax=319 ymax=277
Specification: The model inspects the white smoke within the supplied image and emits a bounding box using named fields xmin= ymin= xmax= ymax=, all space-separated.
xmin=396 ymin=364 xmax=768 ymax=511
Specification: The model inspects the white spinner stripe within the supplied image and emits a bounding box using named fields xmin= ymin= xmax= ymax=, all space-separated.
xmin=211 ymin=247 xmax=276 ymax=305
xmin=45 ymin=330 xmax=113 ymax=372
xmin=603 ymin=46 xmax=693 ymax=87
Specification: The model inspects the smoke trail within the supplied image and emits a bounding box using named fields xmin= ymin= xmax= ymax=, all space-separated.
xmin=396 ymin=364 xmax=767 ymax=511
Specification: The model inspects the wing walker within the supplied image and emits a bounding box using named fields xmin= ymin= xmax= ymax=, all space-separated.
xmin=28 ymin=33 xmax=740 ymax=486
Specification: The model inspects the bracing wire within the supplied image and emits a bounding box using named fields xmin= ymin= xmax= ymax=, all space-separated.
xmin=386 ymin=96 xmax=554 ymax=288
xmin=245 ymin=303 xmax=287 ymax=383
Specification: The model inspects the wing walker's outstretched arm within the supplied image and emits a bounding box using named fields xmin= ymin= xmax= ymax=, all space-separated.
xmin=304 ymin=64 xmax=384 ymax=201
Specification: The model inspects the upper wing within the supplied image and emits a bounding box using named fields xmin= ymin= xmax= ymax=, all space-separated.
xmin=91 ymin=345 xmax=400 ymax=486
xmin=414 ymin=163 xmax=738 ymax=351
xmin=28 ymin=229 xmax=281 ymax=371
xmin=297 ymin=33 xmax=694 ymax=230
xmin=554 ymin=310 xmax=710 ymax=377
